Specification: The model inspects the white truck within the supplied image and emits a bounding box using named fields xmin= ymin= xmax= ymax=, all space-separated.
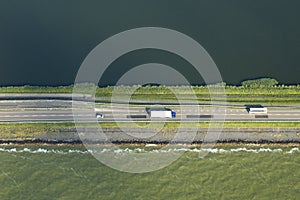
xmin=148 ymin=107 xmax=176 ymax=118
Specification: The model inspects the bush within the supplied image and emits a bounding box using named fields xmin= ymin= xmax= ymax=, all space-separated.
xmin=241 ymin=78 xmax=278 ymax=88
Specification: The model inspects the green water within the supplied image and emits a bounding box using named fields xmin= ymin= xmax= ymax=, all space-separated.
xmin=0 ymin=145 xmax=299 ymax=200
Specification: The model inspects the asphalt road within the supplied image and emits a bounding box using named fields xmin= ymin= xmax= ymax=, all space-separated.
xmin=0 ymin=100 xmax=300 ymax=122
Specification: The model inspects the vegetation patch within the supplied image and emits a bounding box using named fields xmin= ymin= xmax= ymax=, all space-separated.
xmin=0 ymin=122 xmax=299 ymax=141
xmin=1 ymin=78 xmax=299 ymax=104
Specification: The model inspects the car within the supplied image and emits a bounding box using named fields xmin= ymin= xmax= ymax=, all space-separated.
xmin=96 ymin=113 xmax=104 ymax=119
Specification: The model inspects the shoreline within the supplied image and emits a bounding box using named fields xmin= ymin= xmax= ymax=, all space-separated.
xmin=1 ymin=140 xmax=299 ymax=147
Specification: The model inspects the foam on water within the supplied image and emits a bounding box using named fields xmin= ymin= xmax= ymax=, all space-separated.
xmin=0 ymin=147 xmax=299 ymax=154
xmin=286 ymin=147 xmax=300 ymax=154
xmin=0 ymin=147 xmax=92 ymax=154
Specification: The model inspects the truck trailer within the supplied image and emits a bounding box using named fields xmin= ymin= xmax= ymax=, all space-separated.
xmin=147 ymin=107 xmax=176 ymax=118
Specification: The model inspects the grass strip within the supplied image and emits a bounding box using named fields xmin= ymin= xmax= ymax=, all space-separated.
xmin=0 ymin=121 xmax=299 ymax=141
xmin=0 ymin=84 xmax=300 ymax=104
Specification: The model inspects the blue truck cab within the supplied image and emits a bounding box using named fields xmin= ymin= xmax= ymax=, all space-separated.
xmin=171 ymin=111 xmax=176 ymax=118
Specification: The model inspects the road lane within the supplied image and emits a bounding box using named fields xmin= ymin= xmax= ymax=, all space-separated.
xmin=0 ymin=109 xmax=300 ymax=122
xmin=0 ymin=100 xmax=300 ymax=122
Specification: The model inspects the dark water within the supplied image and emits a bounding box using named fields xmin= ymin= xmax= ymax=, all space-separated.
xmin=0 ymin=1 xmax=299 ymax=86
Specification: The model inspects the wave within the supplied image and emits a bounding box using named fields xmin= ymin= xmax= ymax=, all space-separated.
xmin=0 ymin=147 xmax=299 ymax=154
xmin=0 ymin=148 xmax=92 ymax=154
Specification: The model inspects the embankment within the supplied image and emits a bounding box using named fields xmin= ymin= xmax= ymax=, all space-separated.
xmin=1 ymin=126 xmax=300 ymax=144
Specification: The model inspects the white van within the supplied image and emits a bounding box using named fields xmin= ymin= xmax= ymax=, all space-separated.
xmin=249 ymin=107 xmax=267 ymax=114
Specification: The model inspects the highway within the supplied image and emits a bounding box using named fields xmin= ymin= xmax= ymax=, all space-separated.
xmin=0 ymin=100 xmax=300 ymax=122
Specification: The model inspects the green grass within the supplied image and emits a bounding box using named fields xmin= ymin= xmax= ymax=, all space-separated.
xmin=0 ymin=85 xmax=74 ymax=93
xmin=107 ymin=85 xmax=300 ymax=104
xmin=1 ymin=84 xmax=300 ymax=104
xmin=105 ymin=122 xmax=300 ymax=129
xmin=0 ymin=123 xmax=75 ymax=140
xmin=0 ymin=122 xmax=299 ymax=141
xmin=1 ymin=121 xmax=300 ymax=129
